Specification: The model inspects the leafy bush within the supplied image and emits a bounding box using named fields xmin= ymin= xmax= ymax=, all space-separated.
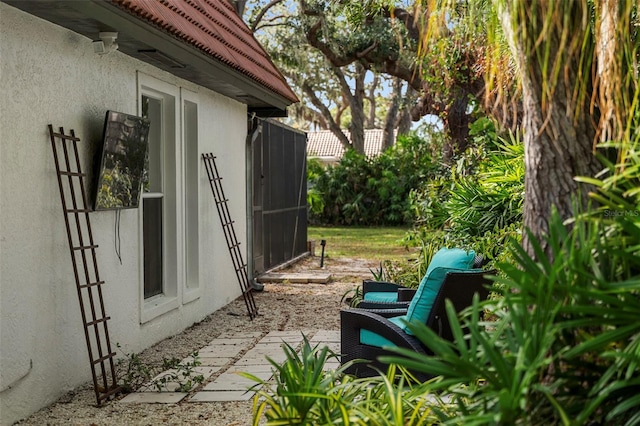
xmin=411 ymin=126 xmax=524 ymax=235
xmin=379 ymin=224 xmax=518 ymax=289
xmin=245 ymin=336 xmax=439 ymax=425
xmin=385 ymin=137 xmax=640 ymax=422
xmin=384 ymin=205 xmax=640 ymax=425
xmin=249 ymin=201 xmax=640 ymax=424
xmin=245 ymin=336 xmax=348 ymax=424
xmin=309 ymin=133 xmax=441 ymax=226
xmin=306 ymin=157 xmax=326 ymax=215
xmin=395 ymin=121 xmax=524 ymax=281
xmin=252 ymin=144 xmax=640 ymax=425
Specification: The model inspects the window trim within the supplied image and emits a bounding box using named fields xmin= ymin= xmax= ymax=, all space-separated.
xmin=138 ymin=72 xmax=181 ymax=323
xmin=181 ymin=88 xmax=201 ymax=304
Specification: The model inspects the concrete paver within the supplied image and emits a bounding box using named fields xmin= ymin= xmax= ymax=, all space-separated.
xmin=142 ymin=366 xmax=222 ymax=392
xmin=202 ymin=371 xmax=270 ymax=391
xmin=185 ymin=356 xmax=233 ymax=367
xmin=118 ymin=329 xmax=341 ymax=405
xmin=189 ymin=390 xmax=254 ymax=402
xmin=120 ymin=392 xmax=188 ymax=404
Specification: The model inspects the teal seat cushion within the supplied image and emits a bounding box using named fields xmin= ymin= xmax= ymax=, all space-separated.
xmin=404 ymin=248 xmax=476 ymax=334
xmin=360 ymin=315 xmax=407 ymax=348
xmin=426 ymin=247 xmax=476 ymax=275
xmin=363 ymin=292 xmax=398 ymax=303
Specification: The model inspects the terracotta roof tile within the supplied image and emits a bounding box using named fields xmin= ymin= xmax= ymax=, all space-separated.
xmin=307 ymin=129 xmax=396 ymax=159
xmin=113 ymin=0 xmax=298 ymax=103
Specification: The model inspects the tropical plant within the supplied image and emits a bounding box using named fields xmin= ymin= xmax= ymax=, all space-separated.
xmin=421 ymin=121 xmax=523 ymax=233
xmin=391 ymin=119 xmax=523 ymax=284
xmin=307 ymin=157 xmax=326 ymax=215
xmin=381 ymin=234 xmax=444 ymax=288
xmin=382 ymin=205 xmax=640 ymax=424
xmin=250 ymin=140 xmax=640 ymax=424
xmin=341 ymin=284 xmax=364 ymax=308
xmin=244 ymin=336 xmax=440 ymax=425
xmin=369 ymin=262 xmax=386 ymax=281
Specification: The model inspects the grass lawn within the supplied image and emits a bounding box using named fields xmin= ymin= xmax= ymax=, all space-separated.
xmin=308 ymin=226 xmax=415 ymax=262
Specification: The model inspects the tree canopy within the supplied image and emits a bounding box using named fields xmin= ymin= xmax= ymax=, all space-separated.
xmin=246 ymin=0 xmax=485 ymax=156
xmin=246 ymin=0 xmax=639 ymax=257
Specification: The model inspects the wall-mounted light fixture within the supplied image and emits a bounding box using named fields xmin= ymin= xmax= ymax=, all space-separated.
xmin=93 ymin=32 xmax=118 ymax=55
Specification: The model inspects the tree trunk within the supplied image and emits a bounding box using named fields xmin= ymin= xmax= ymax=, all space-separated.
xmin=301 ymin=82 xmax=351 ymax=149
xmin=442 ymin=95 xmax=473 ymax=162
xmin=520 ymin=77 xmax=600 ymax=256
xmin=499 ymin=1 xmax=601 ymax=257
xmin=383 ymin=78 xmax=403 ymax=150
xmin=366 ymin=74 xmax=379 ymax=129
xmin=348 ymin=63 xmax=367 ymax=154
xmin=396 ymin=83 xmax=414 ymax=136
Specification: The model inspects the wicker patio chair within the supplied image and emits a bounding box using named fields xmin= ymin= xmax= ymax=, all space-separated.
xmin=340 ymin=269 xmax=494 ymax=381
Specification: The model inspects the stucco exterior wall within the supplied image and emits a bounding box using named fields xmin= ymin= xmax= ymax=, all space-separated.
xmin=0 ymin=4 xmax=249 ymax=424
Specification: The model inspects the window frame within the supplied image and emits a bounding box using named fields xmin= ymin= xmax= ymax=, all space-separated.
xmin=181 ymin=88 xmax=201 ymax=304
xmin=138 ymin=73 xmax=182 ymax=323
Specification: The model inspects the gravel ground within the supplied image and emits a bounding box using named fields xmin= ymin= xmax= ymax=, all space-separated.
xmin=15 ymin=256 xmax=377 ymax=426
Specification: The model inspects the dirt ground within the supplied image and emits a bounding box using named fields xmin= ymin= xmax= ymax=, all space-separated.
xmin=15 ymin=254 xmax=378 ymax=426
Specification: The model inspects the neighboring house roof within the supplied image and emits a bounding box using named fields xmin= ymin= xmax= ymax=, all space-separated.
xmin=3 ymin=0 xmax=298 ymax=116
xmin=307 ymin=129 xmax=396 ymax=160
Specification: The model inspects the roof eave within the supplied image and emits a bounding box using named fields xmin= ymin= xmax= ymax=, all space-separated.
xmin=4 ymin=0 xmax=296 ymax=117
xmin=82 ymin=1 xmax=295 ymax=116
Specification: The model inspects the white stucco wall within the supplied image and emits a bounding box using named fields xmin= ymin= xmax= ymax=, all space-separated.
xmin=0 ymin=4 xmax=249 ymax=424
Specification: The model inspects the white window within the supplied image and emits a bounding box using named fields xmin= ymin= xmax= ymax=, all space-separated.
xmin=138 ymin=74 xmax=181 ymax=323
xmin=182 ymin=89 xmax=201 ymax=303
xmin=138 ymin=75 xmax=202 ymax=321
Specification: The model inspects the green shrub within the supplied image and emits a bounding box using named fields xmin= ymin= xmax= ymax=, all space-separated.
xmin=383 ymin=202 xmax=640 ymax=424
xmin=381 ymin=223 xmax=520 ymax=288
xmin=306 ymin=157 xmax=326 ymax=215
xmin=391 ymin=121 xmax=524 ymax=284
xmin=244 ymin=336 xmax=349 ymax=424
xmin=245 ymin=336 xmax=439 ymax=425
xmin=249 ymin=202 xmax=640 ymax=424
xmin=115 ymin=345 xmax=204 ymax=393
xmin=309 ymin=133 xmax=441 ymax=226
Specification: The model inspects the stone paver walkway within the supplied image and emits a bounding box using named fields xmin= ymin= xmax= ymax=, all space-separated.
xmin=119 ymin=329 xmax=340 ymax=404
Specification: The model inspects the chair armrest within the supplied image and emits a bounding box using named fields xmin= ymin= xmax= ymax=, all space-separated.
xmin=356 ymin=300 xmax=410 ymax=311
xmin=362 ymin=280 xmax=405 ymax=294
xmin=340 ymin=309 xmax=426 ymax=353
xmin=352 ymin=307 xmax=408 ymax=318
xmin=397 ymin=288 xmax=417 ymax=302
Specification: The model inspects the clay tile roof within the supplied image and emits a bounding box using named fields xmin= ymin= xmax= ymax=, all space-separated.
xmin=307 ymin=129 xmax=396 ymax=159
xmin=112 ymin=0 xmax=298 ymax=103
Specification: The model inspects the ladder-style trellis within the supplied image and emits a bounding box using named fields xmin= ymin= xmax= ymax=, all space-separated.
xmin=48 ymin=125 xmax=120 ymax=405
xmin=202 ymin=153 xmax=258 ymax=320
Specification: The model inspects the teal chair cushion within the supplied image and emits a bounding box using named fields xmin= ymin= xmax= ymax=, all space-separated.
xmin=362 ymin=292 xmax=399 ymax=303
xmin=404 ymin=248 xmax=475 ymax=334
xmin=425 ymin=247 xmax=476 ymax=275
xmin=360 ymin=315 xmax=407 ymax=348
